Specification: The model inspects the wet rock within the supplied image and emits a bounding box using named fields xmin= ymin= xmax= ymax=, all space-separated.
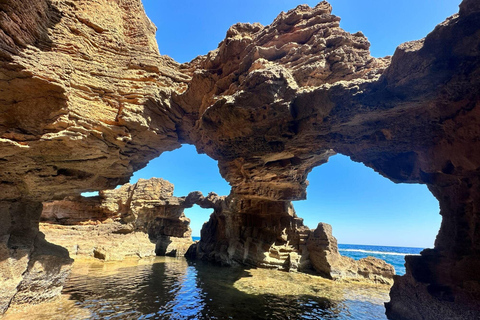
xmin=0 ymin=0 xmax=479 ymax=318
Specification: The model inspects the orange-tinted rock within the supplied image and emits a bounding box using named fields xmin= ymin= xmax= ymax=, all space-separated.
xmin=175 ymin=2 xmax=480 ymax=318
xmin=41 ymin=178 xmax=194 ymax=259
xmin=0 ymin=0 xmax=189 ymax=307
xmin=0 ymin=0 xmax=188 ymax=202
xmin=175 ymin=1 xmax=389 ymax=202
xmin=0 ymin=201 xmax=72 ymax=314
xmin=0 ymin=0 xmax=479 ymax=318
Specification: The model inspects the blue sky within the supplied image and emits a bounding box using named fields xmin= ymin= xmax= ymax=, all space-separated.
xmin=129 ymin=0 xmax=461 ymax=247
xmin=145 ymin=0 xmax=460 ymax=61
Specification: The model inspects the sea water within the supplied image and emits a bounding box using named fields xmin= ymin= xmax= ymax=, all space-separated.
xmin=338 ymin=243 xmax=423 ymax=275
xmin=5 ymin=257 xmax=391 ymax=320
xmin=3 ymin=241 xmax=423 ymax=320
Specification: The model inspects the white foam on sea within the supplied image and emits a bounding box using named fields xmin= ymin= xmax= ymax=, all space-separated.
xmin=338 ymin=249 xmax=420 ymax=256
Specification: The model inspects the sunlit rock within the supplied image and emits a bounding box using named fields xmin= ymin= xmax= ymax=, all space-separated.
xmin=186 ymin=195 xmax=395 ymax=285
xmin=41 ymin=178 xmax=194 ymax=260
xmin=0 ymin=0 xmax=479 ymax=318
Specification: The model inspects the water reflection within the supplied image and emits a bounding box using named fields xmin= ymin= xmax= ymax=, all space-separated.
xmin=4 ymin=257 xmax=390 ymax=320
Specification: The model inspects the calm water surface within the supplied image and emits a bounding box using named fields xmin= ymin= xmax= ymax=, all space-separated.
xmin=5 ymin=256 xmax=391 ymax=320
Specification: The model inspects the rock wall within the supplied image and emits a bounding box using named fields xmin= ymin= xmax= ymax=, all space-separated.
xmin=186 ymin=194 xmax=395 ymax=285
xmin=0 ymin=201 xmax=72 ymax=314
xmin=0 ymin=0 xmax=188 ymax=203
xmin=41 ymin=178 xmax=194 ymax=260
xmin=0 ymin=0 xmax=479 ymax=318
xmin=0 ymin=0 xmax=188 ymax=312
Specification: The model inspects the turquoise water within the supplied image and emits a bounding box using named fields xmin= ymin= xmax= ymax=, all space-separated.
xmin=338 ymin=244 xmax=423 ymax=275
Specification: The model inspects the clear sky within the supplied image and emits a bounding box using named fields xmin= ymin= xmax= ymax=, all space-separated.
xmin=128 ymin=0 xmax=462 ymax=247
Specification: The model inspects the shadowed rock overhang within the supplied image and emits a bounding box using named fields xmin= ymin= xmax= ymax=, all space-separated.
xmin=0 ymin=0 xmax=479 ymax=319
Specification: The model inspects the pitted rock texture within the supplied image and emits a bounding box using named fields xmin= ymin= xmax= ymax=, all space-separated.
xmin=0 ymin=0 xmax=188 ymax=202
xmin=0 ymin=0 xmax=480 ymax=319
xmin=41 ymin=178 xmax=194 ymax=259
xmin=174 ymin=1 xmax=389 ymax=202
xmin=186 ymin=195 xmax=310 ymax=269
xmin=186 ymin=196 xmax=395 ymax=285
xmin=0 ymin=201 xmax=73 ymax=314
xmin=174 ymin=1 xmax=480 ymax=319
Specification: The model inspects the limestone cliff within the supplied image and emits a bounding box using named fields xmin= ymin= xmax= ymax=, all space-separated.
xmin=176 ymin=1 xmax=480 ymax=319
xmin=0 ymin=0 xmax=188 ymax=202
xmin=0 ymin=0 xmax=479 ymax=319
xmin=41 ymin=178 xmax=194 ymax=260
xmin=175 ymin=1 xmax=389 ymax=201
xmin=0 ymin=0 xmax=188 ymax=312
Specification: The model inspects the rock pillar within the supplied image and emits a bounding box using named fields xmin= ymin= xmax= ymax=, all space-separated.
xmin=0 ymin=201 xmax=72 ymax=314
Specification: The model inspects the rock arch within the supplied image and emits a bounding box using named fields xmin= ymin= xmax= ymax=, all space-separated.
xmin=0 ymin=0 xmax=479 ymax=319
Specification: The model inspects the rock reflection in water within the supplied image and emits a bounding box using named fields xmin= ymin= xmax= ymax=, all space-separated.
xmin=4 ymin=257 xmax=390 ymax=319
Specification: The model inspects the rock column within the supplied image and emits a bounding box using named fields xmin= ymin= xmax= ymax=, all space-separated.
xmin=0 ymin=201 xmax=72 ymax=313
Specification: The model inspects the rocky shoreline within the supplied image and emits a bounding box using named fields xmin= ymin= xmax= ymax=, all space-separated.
xmin=40 ymin=177 xmax=395 ymax=285
xmin=0 ymin=0 xmax=479 ymax=318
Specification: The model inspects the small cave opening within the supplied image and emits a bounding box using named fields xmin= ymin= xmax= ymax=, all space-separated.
xmin=80 ymin=191 xmax=99 ymax=197
xmin=184 ymin=204 xmax=213 ymax=241
xmin=294 ymin=154 xmax=441 ymax=275
xmin=39 ymin=144 xmax=230 ymax=262
xmin=129 ymin=144 xmax=229 ymax=243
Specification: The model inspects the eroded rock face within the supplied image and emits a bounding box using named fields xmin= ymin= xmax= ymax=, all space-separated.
xmin=307 ymin=223 xmax=394 ymax=284
xmin=174 ymin=1 xmax=480 ymax=319
xmin=186 ymin=195 xmax=310 ymax=269
xmin=175 ymin=1 xmax=389 ymax=201
xmin=0 ymin=0 xmax=188 ymax=202
xmin=0 ymin=201 xmax=72 ymax=313
xmin=186 ymin=196 xmax=395 ymax=285
xmin=41 ymin=178 xmax=194 ymax=259
xmin=0 ymin=0 xmax=187 ymax=311
xmin=0 ymin=0 xmax=480 ymax=318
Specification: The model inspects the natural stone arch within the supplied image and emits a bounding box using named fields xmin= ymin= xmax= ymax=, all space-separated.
xmin=293 ymin=153 xmax=440 ymax=248
xmin=0 ymin=0 xmax=478 ymax=319
xmin=173 ymin=2 xmax=480 ymax=318
xmin=0 ymin=0 xmax=186 ymax=312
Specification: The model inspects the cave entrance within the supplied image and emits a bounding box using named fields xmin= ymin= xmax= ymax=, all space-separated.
xmin=295 ymin=154 xmax=441 ymax=275
xmin=130 ymin=144 xmax=230 ymax=239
